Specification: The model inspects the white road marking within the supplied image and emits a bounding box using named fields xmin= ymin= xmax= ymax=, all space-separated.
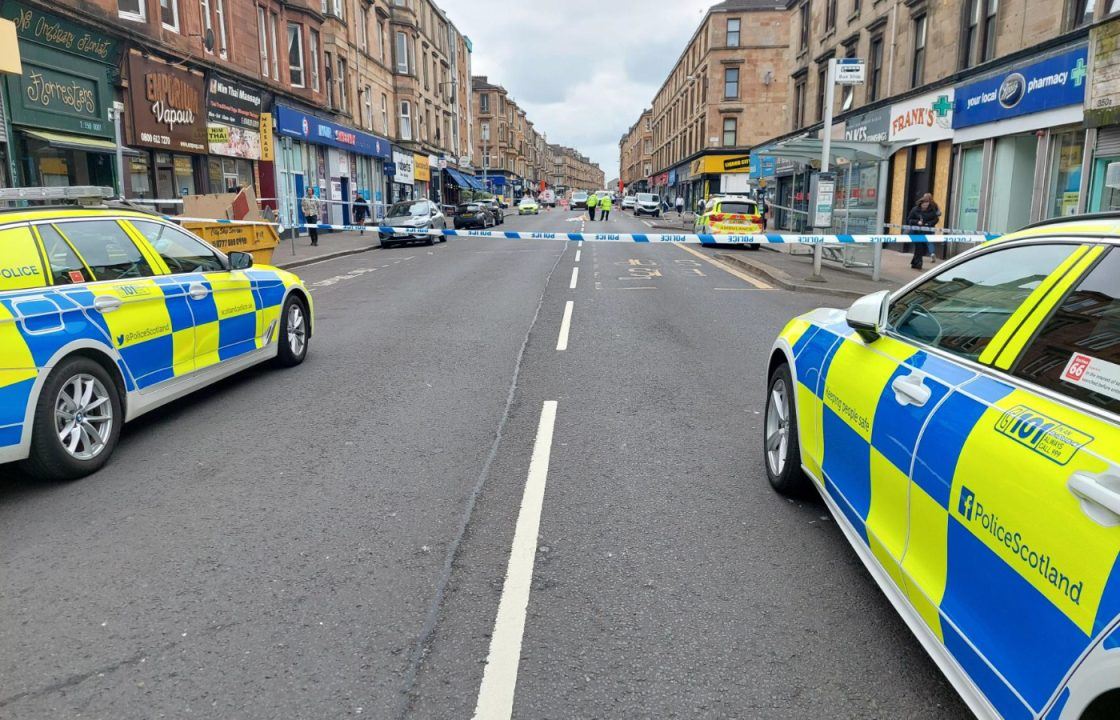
xmin=642 ymin=220 xmax=654 ymax=228
xmin=578 ymin=240 xmax=583 ymax=247
xmin=618 ymin=286 xmax=657 ymax=290
xmin=569 ymin=267 xmax=579 ymax=289
xmin=673 ymin=244 xmax=771 ymax=289
xmin=556 ymin=301 xmax=574 ymax=351
xmin=574 ymin=250 xmax=581 ymax=262
xmin=471 ymin=400 xmax=558 ymax=720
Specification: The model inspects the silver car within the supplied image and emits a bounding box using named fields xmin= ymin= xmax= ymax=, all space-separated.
xmin=380 ymin=200 xmax=447 ymax=248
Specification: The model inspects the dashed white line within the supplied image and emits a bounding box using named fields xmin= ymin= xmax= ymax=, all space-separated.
xmin=578 ymin=240 xmax=583 ymax=247
xmin=471 ymin=400 xmax=559 ymax=720
xmin=556 ymin=301 xmax=574 ymax=351
xmin=569 ymin=267 xmax=579 ymax=289
xmin=574 ymin=249 xmax=581 ymax=262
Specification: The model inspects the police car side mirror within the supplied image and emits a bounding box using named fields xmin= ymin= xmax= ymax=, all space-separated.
xmin=228 ymin=251 xmax=254 ymax=270
xmin=846 ymin=290 xmax=891 ymax=343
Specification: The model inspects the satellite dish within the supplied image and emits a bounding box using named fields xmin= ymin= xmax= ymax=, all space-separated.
xmin=203 ymin=28 xmax=215 ymax=52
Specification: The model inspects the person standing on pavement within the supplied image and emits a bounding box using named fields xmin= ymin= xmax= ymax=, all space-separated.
xmin=675 ymin=195 xmax=684 ymax=216
xmin=587 ymin=192 xmax=599 ymax=221
xmin=302 ymin=188 xmax=321 ymax=247
xmin=352 ymin=191 xmax=370 ymax=234
xmin=600 ymin=192 xmax=613 ymax=221
xmin=906 ymin=193 xmax=941 ymax=270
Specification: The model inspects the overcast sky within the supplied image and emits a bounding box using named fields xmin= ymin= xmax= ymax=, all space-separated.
xmin=437 ymin=0 xmax=715 ymax=183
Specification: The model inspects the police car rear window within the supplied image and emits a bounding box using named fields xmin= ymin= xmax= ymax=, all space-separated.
xmin=718 ymin=202 xmax=758 ymax=215
xmin=56 ymin=220 xmax=155 ymax=282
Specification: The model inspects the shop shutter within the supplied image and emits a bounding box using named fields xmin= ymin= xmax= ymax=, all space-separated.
xmin=1096 ymin=127 xmax=1120 ymax=157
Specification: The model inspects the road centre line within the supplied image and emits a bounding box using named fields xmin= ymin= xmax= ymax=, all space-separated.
xmin=556 ymin=301 xmax=574 ymax=351
xmin=569 ymin=267 xmax=579 ymax=289
xmin=575 ymin=249 xmax=581 ymax=262
xmin=673 ymin=244 xmax=772 ymax=289
xmin=471 ymin=400 xmax=559 ymax=720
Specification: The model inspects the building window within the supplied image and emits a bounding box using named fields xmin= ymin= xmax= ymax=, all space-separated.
xmin=324 ymin=51 xmax=333 ymax=106
xmin=825 ymin=0 xmax=838 ymax=31
xmin=118 ymin=0 xmax=145 ymax=21
xmin=337 ymin=58 xmax=348 ymax=112
xmin=793 ymin=76 xmax=806 ymax=128
xmin=912 ymin=14 xmax=927 ymax=87
xmin=1073 ymin=0 xmax=1097 ymax=26
xmin=481 ymin=121 xmax=490 ymax=141
xmin=722 ymin=117 xmax=737 ymax=146
xmin=798 ymin=2 xmax=809 ymax=52
xmin=358 ymin=6 xmax=368 ymax=52
xmin=363 ymin=85 xmax=372 ymax=129
xmin=160 ymin=0 xmax=179 ymax=30
xmin=332 ymin=0 xmax=343 ymax=19
xmin=423 ymin=50 xmax=430 ymax=90
xmin=378 ymin=20 xmax=386 ymax=63
xmin=480 ymin=92 xmax=490 ymax=113
xmin=724 ymin=67 xmax=739 ymax=99
xmin=817 ymin=63 xmax=828 ymax=122
xmin=869 ymin=34 xmax=883 ymax=101
xmin=381 ymin=93 xmax=389 ymax=134
xmin=962 ymin=0 xmax=998 ymax=68
xmin=269 ymin=12 xmax=280 ymax=81
xmin=257 ymin=7 xmax=269 ymax=77
xmin=395 ymin=31 xmax=410 ymax=74
xmin=983 ymin=0 xmax=999 ymax=60
xmin=309 ymin=30 xmax=320 ymax=91
xmin=400 ymin=100 xmax=412 ymax=140
xmin=200 ymin=0 xmax=213 ymax=53
xmin=727 ymin=18 xmax=740 ymax=47
xmin=215 ymin=0 xmax=228 ymax=58
xmin=287 ymin=24 xmax=305 ymax=87
xmin=851 ymin=0 xmax=861 ymax=18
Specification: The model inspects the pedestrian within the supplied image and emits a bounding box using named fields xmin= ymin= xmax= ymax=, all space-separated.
xmin=675 ymin=195 xmax=684 ymax=217
xmin=587 ymin=192 xmax=599 ymax=221
xmin=906 ymin=192 xmax=941 ymax=270
xmin=600 ymin=192 xmax=613 ymax=221
xmin=301 ymin=188 xmax=321 ymax=247
xmin=352 ymin=191 xmax=370 ymax=233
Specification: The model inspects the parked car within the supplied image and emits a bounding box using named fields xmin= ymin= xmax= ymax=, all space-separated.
xmin=695 ymin=195 xmax=763 ymax=250
xmin=764 ymin=215 xmax=1120 ymax=720
xmin=477 ymin=198 xmax=505 ymax=225
xmin=453 ymin=202 xmax=496 ymax=229
xmin=380 ymin=199 xmax=447 ymax=248
xmin=621 ymin=195 xmax=637 ymax=210
xmin=570 ymin=191 xmax=589 ymax=209
xmin=0 ymin=203 xmax=312 ymax=481
xmin=633 ymin=193 xmax=662 ymax=217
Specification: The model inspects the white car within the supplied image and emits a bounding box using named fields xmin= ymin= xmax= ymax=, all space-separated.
xmin=633 ymin=193 xmax=662 ymax=217
xmin=621 ymin=196 xmax=637 ymax=210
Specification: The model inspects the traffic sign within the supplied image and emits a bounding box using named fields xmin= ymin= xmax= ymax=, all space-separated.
xmin=835 ymin=58 xmax=865 ymax=85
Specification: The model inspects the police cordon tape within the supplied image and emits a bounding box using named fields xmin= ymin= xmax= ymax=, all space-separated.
xmin=158 ymin=216 xmax=999 ymax=244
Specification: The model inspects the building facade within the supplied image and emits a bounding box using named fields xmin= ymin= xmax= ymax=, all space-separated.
xmin=550 ymin=144 xmax=604 ymax=192
xmin=619 ymin=109 xmax=653 ymax=193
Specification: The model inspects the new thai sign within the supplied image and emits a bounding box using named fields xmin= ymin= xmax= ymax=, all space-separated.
xmin=128 ymin=54 xmax=207 ymax=153
xmin=953 ymin=45 xmax=1088 ymax=129
xmin=207 ymin=75 xmax=263 ymax=160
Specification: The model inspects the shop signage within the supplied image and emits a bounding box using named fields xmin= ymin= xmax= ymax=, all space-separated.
xmin=414 ymin=154 xmax=430 ymax=182
xmin=748 ymin=151 xmax=777 ymax=179
xmin=128 ymin=54 xmax=207 ymax=153
xmin=384 ymin=162 xmax=396 ymax=176
xmin=206 ymin=75 xmax=262 ymax=161
xmin=690 ymin=154 xmax=751 ymax=175
xmin=668 ymin=168 xmax=677 ymax=185
xmin=392 ymin=150 xmax=414 ymax=184
xmin=1 ymin=2 xmax=117 ymax=65
xmin=274 ymin=104 xmax=391 ymax=158
xmin=889 ymin=89 xmax=955 ymax=144
xmin=259 ymin=112 xmax=274 ymax=161
xmin=1087 ymin=21 xmax=1120 ymax=127
xmin=953 ymin=45 xmax=1088 ymax=129
xmin=843 ymin=106 xmax=889 ymax=142
xmin=4 ymin=43 xmax=111 ymax=138
xmin=653 ymin=171 xmax=669 ymax=187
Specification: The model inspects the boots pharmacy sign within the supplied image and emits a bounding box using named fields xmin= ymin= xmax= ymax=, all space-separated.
xmin=128 ymin=54 xmax=207 ymax=153
xmin=953 ymin=45 xmax=1089 ymax=129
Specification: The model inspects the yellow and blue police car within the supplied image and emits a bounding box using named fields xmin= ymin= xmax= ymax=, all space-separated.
xmin=695 ymin=195 xmax=763 ymax=250
xmin=0 ymin=202 xmax=312 ymax=481
xmin=764 ymin=214 xmax=1120 ymax=720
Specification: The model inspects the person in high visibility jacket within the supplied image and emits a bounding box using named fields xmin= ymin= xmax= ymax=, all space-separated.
xmin=599 ymin=193 xmax=613 ymax=221
xmin=587 ymin=192 xmax=599 ymax=221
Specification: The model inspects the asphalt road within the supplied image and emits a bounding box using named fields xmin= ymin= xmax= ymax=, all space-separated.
xmin=0 ymin=208 xmax=971 ymax=719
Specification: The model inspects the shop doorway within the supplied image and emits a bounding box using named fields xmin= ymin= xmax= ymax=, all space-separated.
xmin=340 ymin=177 xmax=351 ymax=225
xmin=988 ymin=135 xmax=1036 ymax=233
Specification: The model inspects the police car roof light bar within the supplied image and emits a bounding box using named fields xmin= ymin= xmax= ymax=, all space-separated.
xmin=0 ymin=186 xmax=115 ymax=206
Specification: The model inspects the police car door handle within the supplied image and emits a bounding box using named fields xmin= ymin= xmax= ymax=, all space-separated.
xmin=1068 ymin=471 xmax=1120 ymax=527
xmin=188 ymin=282 xmax=210 ymax=301
xmin=92 ymin=296 xmax=121 ymax=313
xmin=891 ymin=373 xmax=931 ymax=407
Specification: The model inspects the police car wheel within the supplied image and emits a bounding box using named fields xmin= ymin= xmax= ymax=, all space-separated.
xmin=764 ymin=364 xmax=810 ymax=497
xmin=276 ymin=296 xmax=309 ymax=367
xmin=24 ymin=357 xmax=122 ymax=481
xmin=380 ymin=238 xmax=395 ymax=249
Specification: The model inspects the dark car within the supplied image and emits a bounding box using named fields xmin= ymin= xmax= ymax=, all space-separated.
xmin=477 ymin=198 xmax=505 ymax=225
xmin=454 ymin=202 xmax=496 ymax=229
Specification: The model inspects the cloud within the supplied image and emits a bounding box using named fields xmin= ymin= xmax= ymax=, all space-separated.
xmin=437 ymin=0 xmax=713 ymax=181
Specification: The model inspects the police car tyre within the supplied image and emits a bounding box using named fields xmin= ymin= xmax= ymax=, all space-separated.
xmin=276 ymin=296 xmax=310 ymax=367
xmin=380 ymin=238 xmax=395 ymax=249
xmin=23 ymin=356 xmax=122 ymax=482
xmin=764 ymin=363 xmax=811 ymax=497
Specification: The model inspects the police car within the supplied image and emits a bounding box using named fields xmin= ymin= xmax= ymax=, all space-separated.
xmin=764 ymin=215 xmax=1120 ymax=720
xmin=695 ymin=195 xmax=763 ymax=249
xmin=0 ymin=191 xmax=312 ymax=481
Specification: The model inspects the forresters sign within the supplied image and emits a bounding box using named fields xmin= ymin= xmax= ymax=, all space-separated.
xmin=128 ymin=53 xmax=207 ymax=153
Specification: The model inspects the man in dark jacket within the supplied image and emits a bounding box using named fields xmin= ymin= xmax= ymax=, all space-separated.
xmin=907 ymin=193 xmax=941 ymax=270
xmin=352 ymin=192 xmax=370 ymax=233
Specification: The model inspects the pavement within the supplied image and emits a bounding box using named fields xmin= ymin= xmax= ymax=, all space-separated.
xmin=0 ymin=208 xmax=970 ymax=719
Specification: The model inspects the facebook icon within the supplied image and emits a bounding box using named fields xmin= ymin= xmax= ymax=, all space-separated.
xmin=958 ymin=487 xmax=976 ymax=520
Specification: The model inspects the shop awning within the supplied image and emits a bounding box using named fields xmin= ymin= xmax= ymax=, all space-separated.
xmin=22 ymin=129 xmax=142 ymax=156
xmin=752 ymin=135 xmax=905 ymax=165
xmin=443 ymin=168 xmax=470 ymax=188
xmin=465 ymin=174 xmax=487 ymax=191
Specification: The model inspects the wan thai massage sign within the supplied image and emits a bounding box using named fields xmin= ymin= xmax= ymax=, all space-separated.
xmin=128 ymin=53 xmax=207 ymax=153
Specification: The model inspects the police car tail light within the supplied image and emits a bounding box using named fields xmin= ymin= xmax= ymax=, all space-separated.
xmin=711 ymin=213 xmax=726 ymax=223
xmin=0 ymin=186 xmax=115 ymax=206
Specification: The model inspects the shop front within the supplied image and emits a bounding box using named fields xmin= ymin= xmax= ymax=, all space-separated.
xmin=687 ymin=153 xmax=752 ymax=204
xmin=837 ymin=107 xmax=890 ymax=233
xmin=126 ymin=52 xmax=208 ymax=204
xmin=951 ymin=44 xmax=1089 ymax=234
xmin=1 ymin=2 xmax=123 ymax=188
xmin=885 ymin=89 xmax=955 ymax=235
xmin=1084 ymin=17 xmax=1120 ymax=212
xmin=206 ymin=74 xmax=264 ymax=194
xmin=414 ymin=154 xmax=430 ymax=202
xmin=391 ymin=150 xmax=414 ymax=202
xmin=273 ymin=104 xmax=390 ymax=230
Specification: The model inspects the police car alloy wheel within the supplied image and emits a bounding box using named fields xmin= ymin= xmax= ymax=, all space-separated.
xmin=276 ymin=296 xmax=310 ymax=367
xmin=764 ymin=364 xmax=810 ymax=496
xmin=24 ymin=357 xmax=123 ymax=481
